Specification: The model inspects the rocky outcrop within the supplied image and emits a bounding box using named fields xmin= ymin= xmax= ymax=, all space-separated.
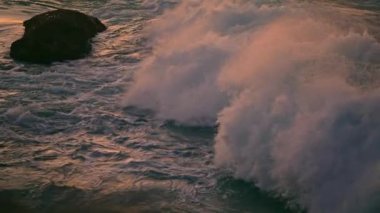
xmin=10 ymin=9 xmax=106 ymax=63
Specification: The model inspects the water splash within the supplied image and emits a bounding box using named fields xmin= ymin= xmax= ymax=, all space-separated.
xmin=124 ymin=1 xmax=380 ymax=212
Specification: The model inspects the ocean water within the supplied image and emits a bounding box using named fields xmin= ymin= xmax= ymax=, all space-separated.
xmin=0 ymin=0 xmax=379 ymax=213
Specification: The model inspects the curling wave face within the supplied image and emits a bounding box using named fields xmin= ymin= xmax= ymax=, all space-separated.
xmin=124 ymin=1 xmax=380 ymax=212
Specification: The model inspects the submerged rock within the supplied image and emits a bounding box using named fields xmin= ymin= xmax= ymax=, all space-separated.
xmin=10 ymin=9 xmax=106 ymax=63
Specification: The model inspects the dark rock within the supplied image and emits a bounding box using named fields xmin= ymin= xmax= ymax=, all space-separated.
xmin=10 ymin=9 xmax=106 ymax=63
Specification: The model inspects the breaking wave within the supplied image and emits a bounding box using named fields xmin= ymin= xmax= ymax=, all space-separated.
xmin=123 ymin=1 xmax=380 ymax=212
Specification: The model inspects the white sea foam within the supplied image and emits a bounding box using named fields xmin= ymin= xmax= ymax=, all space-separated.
xmin=123 ymin=1 xmax=380 ymax=212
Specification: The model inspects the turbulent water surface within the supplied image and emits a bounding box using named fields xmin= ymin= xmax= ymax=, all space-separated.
xmin=0 ymin=0 xmax=379 ymax=213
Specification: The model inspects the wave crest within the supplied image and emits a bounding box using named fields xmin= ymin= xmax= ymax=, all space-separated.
xmin=123 ymin=1 xmax=380 ymax=212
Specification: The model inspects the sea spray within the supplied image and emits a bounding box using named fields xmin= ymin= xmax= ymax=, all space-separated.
xmin=124 ymin=1 xmax=380 ymax=212
xmin=123 ymin=0 xmax=284 ymax=124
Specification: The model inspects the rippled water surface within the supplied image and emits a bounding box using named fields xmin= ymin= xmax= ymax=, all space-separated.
xmin=0 ymin=1 xmax=293 ymax=212
xmin=0 ymin=0 xmax=379 ymax=212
